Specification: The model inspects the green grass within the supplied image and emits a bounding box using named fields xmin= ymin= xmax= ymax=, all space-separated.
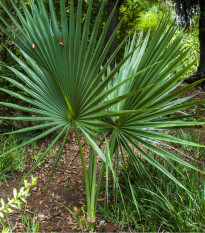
xmin=0 ymin=134 xmax=26 ymax=181
xmin=175 ymin=129 xmax=205 ymax=159
xmin=0 ymin=206 xmax=39 ymax=232
xmin=21 ymin=209 xmax=40 ymax=233
xmin=98 ymin=138 xmax=205 ymax=232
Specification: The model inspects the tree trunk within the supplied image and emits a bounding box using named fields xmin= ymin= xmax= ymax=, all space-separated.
xmin=183 ymin=1 xmax=190 ymax=28
xmin=186 ymin=0 xmax=205 ymax=91
xmin=197 ymin=0 xmax=205 ymax=90
xmin=104 ymin=0 xmax=123 ymax=70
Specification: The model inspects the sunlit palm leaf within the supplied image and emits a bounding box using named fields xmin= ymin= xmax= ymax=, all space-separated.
xmin=103 ymin=18 xmax=205 ymax=183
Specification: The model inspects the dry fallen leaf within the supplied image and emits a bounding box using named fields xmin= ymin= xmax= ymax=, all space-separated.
xmin=58 ymin=38 xmax=64 ymax=47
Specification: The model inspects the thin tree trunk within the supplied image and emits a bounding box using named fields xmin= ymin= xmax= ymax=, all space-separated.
xmin=187 ymin=0 xmax=205 ymax=91
xmin=104 ymin=0 xmax=123 ymax=70
xmin=197 ymin=0 xmax=205 ymax=82
xmin=197 ymin=0 xmax=205 ymax=91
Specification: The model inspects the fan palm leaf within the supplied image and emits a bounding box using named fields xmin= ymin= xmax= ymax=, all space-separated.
xmin=102 ymin=22 xmax=205 ymax=189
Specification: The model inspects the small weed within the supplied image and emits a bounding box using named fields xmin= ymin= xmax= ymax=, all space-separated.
xmin=55 ymin=200 xmax=94 ymax=232
xmin=21 ymin=209 xmax=39 ymax=233
xmin=1 ymin=210 xmax=40 ymax=233
xmin=71 ymin=207 xmax=91 ymax=232
xmin=0 ymin=176 xmax=39 ymax=232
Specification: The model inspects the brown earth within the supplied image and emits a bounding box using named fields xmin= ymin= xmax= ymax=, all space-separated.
xmin=0 ymin=83 xmax=204 ymax=232
xmin=0 ymin=129 xmax=118 ymax=232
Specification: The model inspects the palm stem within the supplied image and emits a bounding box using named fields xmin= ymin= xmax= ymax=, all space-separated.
xmin=95 ymin=162 xmax=106 ymax=209
xmin=73 ymin=121 xmax=91 ymax=214
xmin=90 ymin=150 xmax=97 ymax=220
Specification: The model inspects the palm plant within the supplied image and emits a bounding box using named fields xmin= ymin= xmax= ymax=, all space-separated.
xmin=0 ymin=0 xmax=204 ymax=228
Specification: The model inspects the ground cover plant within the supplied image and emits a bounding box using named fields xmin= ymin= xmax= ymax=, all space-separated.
xmin=99 ymin=150 xmax=205 ymax=232
xmin=0 ymin=0 xmax=205 ymax=230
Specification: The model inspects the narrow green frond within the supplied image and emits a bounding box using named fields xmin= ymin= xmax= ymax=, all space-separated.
xmin=79 ymin=125 xmax=106 ymax=162
xmin=122 ymin=131 xmax=202 ymax=172
xmin=0 ymin=124 xmax=66 ymax=157
xmin=20 ymin=125 xmax=68 ymax=184
xmin=121 ymin=128 xmax=205 ymax=148
xmin=2 ymin=122 xmax=59 ymax=136
xmin=120 ymin=134 xmax=189 ymax=191
xmin=46 ymin=126 xmax=70 ymax=190
xmin=123 ymin=120 xmax=205 ymax=129
xmin=0 ymin=116 xmax=54 ymax=121
xmin=80 ymin=109 xmax=158 ymax=120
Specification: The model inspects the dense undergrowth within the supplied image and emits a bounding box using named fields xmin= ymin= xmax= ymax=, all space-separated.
xmin=98 ymin=130 xmax=205 ymax=232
